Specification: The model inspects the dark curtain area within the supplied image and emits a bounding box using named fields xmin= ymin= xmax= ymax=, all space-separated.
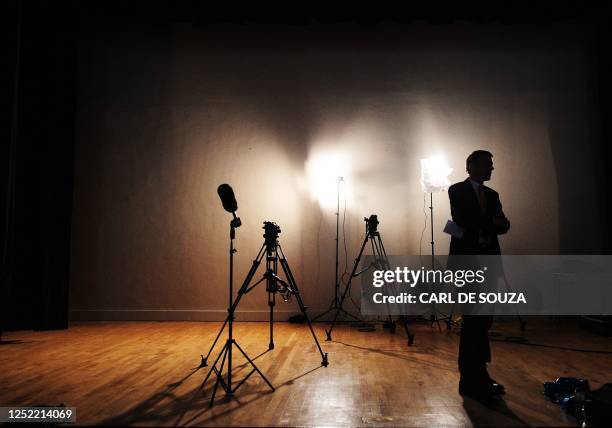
xmin=592 ymin=26 xmax=612 ymax=252
xmin=2 ymin=0 xmax=76 ymax=332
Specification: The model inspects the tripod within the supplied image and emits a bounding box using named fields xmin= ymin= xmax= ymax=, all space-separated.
xmin=200 ymin=221 xmax=328 ymax=407
xmin=325 ymin=215 xmax=414 ymax=346
xmin=312 ymin=177 xmax=361 ymax=323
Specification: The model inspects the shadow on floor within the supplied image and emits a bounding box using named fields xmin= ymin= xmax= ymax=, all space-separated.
xmin=462 ymin=396 xmax=530 ymax=427
xmin=98 ymin=350 xmax=323 ymax=427
xmin=0 ymin=339 xmax=24 ymax=345
xmin=334 ymin=340 xmax=456 ymax=371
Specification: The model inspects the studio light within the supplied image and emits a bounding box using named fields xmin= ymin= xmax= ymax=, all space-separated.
xmin=420 ymin=156 xmax=452 ymax=193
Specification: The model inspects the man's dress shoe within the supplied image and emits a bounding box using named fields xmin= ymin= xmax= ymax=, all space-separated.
xmin=459 ymin=378 xmax=505 ymax=400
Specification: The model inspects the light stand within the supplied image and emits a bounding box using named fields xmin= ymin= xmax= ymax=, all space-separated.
xmin=312 ymin=177 xmax=360 ymax=322
xmin=419 ymin=158 xmax=455 ymax=330
xmin=426 ymin=192 xmax=451 ymax=330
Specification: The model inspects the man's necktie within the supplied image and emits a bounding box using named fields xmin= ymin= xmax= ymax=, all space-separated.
xmin=478 ymin=185 xmax=487 ymax=213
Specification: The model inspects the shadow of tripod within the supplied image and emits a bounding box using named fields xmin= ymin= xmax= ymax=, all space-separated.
xmin=200 ymin=221 xmax=328 ymax=407
xmin=325 ymin=215 xmax=415 ymax=346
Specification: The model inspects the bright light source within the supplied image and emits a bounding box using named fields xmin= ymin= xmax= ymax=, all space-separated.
xmin=304 ymin=148 xmax=351 ymax=210
xmin=420 ymin=156 xmax=452 ymax=193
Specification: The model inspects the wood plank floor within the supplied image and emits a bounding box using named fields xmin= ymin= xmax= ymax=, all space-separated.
xmin=1 ymin=320 xmax=612 ymax=426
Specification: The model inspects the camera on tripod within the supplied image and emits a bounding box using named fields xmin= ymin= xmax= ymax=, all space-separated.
xmin=263 ymin=221 xmax=281 ymax=244
xmin=366 ymin=214 xmax=379 ymax=235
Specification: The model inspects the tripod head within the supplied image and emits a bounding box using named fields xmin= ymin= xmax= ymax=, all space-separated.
xmin=263 ymin=221 xmax=281 ymax=247
xmin=365 ymin=214 xmax=379 ymax=237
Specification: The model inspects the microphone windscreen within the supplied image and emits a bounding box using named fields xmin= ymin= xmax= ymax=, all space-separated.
xmin=217 ymin=184 xmax=238 ymax=213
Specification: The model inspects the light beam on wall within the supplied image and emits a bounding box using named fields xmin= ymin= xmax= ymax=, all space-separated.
xmin=304 ymin=148 xmax=351 ymax=210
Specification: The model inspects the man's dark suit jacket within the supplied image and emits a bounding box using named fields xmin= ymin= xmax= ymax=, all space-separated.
xmin=448 ymin=178 xmax=509 ymax=256
xmin=449 ymin=178 xmax=510 ymax=378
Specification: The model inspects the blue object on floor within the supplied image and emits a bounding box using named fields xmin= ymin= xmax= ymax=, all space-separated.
xmin=543 ymin=377 xmax=590 ymax=403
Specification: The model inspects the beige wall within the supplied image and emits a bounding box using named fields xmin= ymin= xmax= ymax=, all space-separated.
xmin=70 ymin=24 xmax=606 ymax=320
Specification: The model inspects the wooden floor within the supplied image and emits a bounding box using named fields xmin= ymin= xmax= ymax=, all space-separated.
xmin=1 ymin=319 xmax=612 ymax=427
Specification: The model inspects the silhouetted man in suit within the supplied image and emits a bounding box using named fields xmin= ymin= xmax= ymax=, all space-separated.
xmin=448 ymin=150 xmax=510 ymax=399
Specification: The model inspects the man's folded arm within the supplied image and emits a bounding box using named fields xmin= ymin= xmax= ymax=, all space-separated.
xmin=449 ymin=186 xmax=478 ymax=241
xmin=491 ymin=195 xmax=510 ymax=235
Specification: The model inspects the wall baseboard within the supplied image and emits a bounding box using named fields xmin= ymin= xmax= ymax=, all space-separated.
xmin=69 ymin=309 xmax=333 ymax=322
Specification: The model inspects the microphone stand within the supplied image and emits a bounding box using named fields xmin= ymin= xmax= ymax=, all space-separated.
xmin=199 ymin=212 xmax=275 ymax=407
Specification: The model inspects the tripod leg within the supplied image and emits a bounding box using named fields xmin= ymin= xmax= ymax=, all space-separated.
xmin=380 ymin=264 xmax=397 ymax=335
xmin=296 ymin=292 xmax=329 ymax=367
xmin=230 ymin=245 xmax=266 ymax=314
xmin=402 ymin=317 xmax=414 ymax=346
xmin=278 ymin=253 xmax=329 ymax=367
xmin=325 ymin=292 xmax=343 ymax=341
xmin=200 ymin=316 xmax=229 ymax=367
xmin=201 ymin=341 xmax=228 ymax=390
xmin=265 ymin=244 xmax=279 ymax=351
xmin=375 ymin=233 xmax=415 ymax=346
xmin=268 ymin=291 xmax=275 ymax=350
xmin=374 ymin=235 xmax=395 ymax=333
xmin=518 ymin=313 xmax=526 ymax=332
xmin=387 ymin=315 xmax=396 ymax=333
xmin=446 ymin=302 xmax=456 ymax=331
xmin=209 ymin=343 xmax=229 ymax=407
xmin=431 ymin=313 xmax=443 ymax=332
xmin=326 ymin=233 xmax=369 ymax=341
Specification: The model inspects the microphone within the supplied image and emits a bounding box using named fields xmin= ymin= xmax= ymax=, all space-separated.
xmin=217 ymin=184 xmax=238 ymax=213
